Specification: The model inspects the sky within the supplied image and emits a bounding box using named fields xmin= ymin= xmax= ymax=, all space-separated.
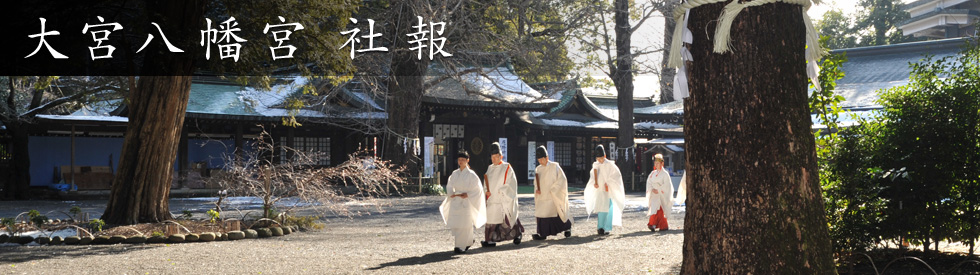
xmin=575 ymin=0 xmax=878 ymax=99
xmin=808 ymin=0 xmax=865 ymax=19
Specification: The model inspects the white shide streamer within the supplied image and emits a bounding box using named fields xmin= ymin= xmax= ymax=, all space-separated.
xmin=667 ymin=0 xmax=826 ymax=99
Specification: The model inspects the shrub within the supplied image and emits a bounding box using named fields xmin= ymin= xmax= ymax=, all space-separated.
xmin=283 ymin=215 xmax=324 ymax=231
xmin=422 ymin=183 xmax=446 ymax=195
xmin=88 ymin=219 xmax=105 ymax=232
xmin=206 ymin=209 xmax=220 ymax=223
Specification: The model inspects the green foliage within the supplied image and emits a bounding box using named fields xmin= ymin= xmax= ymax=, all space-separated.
xmin=30 ymin=215 xmax=47 ymax=229
xmin=816 ymin=9 xmax=858 ymax=50
xmin=874 ymin=40 xmax=980 ymax=249
xmin=181 ymin=210 xmax=193 ymax=220
xmin=809 ymin=48 xmax=847 ymax=132
xmin=206 ymin=209 xmax=220 ymax=224
xmin=820 ymin=123 xmax=890 ymax=253
xmin=69 ymin=206 xmax=82 ymax=216
xmin=1 ymin=218 xmax=16 ymax=235
xmin=203 ymin=1 xmax=358 ymax=79
xmin=264 ymin=206 xmax=279 ymax=220
xmin=810 ymin=50 xmax=885 ymax=253
xmin=421 ymin=184 xmax=446 ymax=195
xmin=283 ymin=216 xmax=325 ymax=231
xmin=26 ymin=210 xmax=40 ymax=219
xmin=853 ymin=0 xmax=915 ymax=46
xmin=819 ymin=39 xmax=980 ymax=253
xmin=815 ymin=1 xmax=923 ymax=50
xmin=461 ymin=0 xmax=576 ymax=83
xmin=151 ymin=231 xmax=164 ymax=237
xmin=88 ymin=219 xmax=105 ymax=232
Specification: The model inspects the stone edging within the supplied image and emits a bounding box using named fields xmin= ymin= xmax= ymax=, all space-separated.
xmin=0 ymin=226 xmax=300 ymax=246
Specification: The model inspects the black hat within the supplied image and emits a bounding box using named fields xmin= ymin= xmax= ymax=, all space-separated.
xmin=457 ymin=149 xmax=470 ymax=159
xmin=593 ymin=145 xmax=606 ymax=158
xmin=535 ymin=146 xmax=548 ymax=159
xmin=489 ymin=142 xmax=502 ymax=155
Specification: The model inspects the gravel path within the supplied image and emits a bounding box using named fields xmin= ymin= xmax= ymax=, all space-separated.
xmin=0 ymin=193 xmax=685 ymax=274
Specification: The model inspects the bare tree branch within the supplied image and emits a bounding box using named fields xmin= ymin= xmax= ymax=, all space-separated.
xmin=210 ymin=126 xmax=407 ymax=220
xmin=20 ymin=87 xmax=115 ymax=119
xmin=630 ymin=3 xmax=660 ymax=33
xmin=28 ymin=78 xmax=48 ymax=111
xmin=422 ymin=67 xmax=485 ymax=90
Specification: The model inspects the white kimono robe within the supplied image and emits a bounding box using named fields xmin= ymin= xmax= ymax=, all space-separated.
xmin=534 ymin=161 xmax=570 ymax=222
xmin=645 ymin=168 xmax=674 ymax=218
xmin=440 ymin=168 xmax=487 ymax=247
xmin=583 ymin=160 xmax=626 ymax=226
xmin=485 ymin=162 xmax=518 ymax=226
xmin=674 ymin=171 xmax=688 ymax=206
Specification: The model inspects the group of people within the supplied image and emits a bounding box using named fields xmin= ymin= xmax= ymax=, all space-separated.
xmin=439 ymin=142 xmax=675 ymax=254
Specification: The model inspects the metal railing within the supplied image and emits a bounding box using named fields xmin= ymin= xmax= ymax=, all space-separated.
xmin=840 ymin=252 xmax=980 ymax=274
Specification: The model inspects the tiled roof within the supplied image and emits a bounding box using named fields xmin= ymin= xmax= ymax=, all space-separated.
xmin=830 ymin=37 xmax=969 ymax=108
xmin=187 ymin=83 xmax=259 ymax=116
xmin=45 ymin=78 xmax=387 ymax=123
xmin=634 ymin=100 xmax=683 ymax=115
xmin=423 ymin=65 xmax=558 ymax=110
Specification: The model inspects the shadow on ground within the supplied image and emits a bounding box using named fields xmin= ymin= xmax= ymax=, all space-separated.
xmin=0 ymin=244 xmax=159 ymax=264
xmin=369 ymin=236 xmax=598 ymax=270
xmin=365 ymin=250 xmax=459 ymax=270
xmin=614 ymin=228 xmax=684 ymax=239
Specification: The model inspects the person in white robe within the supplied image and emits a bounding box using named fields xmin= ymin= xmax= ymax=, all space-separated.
xmin=439 ymin=150 xmax=486 ymax=254
xmin=674 ymin=171 xmax=688 ymax=206
xmin=481 ymin=142 xmax=523 ymax=246
xmin=584 ymin=145 xmax=626 ymax=235
xmin=645 ymin=153 xmax=674 ymax=231
xmin=531 ymin=145 xmax=572 ymax=240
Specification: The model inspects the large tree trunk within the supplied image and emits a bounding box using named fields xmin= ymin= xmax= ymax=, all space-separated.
xmin=659 ymin=0 xmax=680 ymax=104
xmin=102 ymin=76 xmax=192 ymax=224
xmin=681 ymin=2 xmax=835 ymax=273
xmin=613 ymin=0 xmax=635 ymax=188
xmin=382 ymin=2 xmax=428 ymax=178
xmin=3 ymin=124 xmax=30 ymax=200
xmin=102 ymin=0 xmax=202 ymax=225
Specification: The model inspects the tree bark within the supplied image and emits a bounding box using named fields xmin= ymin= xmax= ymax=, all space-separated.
xmin=659 ymin=0 xmax=680 ymax=104
xmin=3 ymin=124 xmax=30 ymax=200
xmin=102 ymin=76 xmax=191 ymax=224
xmin=613 ymin=0 xmax=635 ymax=188
xmin=382 ymin=1 xmax=428 ymax=178
xmin=681 ymin=2 xmax=835 ymax=273
xmin=102 ymin=0 xmax=202 ymax=225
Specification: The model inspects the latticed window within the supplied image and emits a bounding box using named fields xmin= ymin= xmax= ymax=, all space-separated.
xmin=556 ymin=142 xmax=572 ymax=167
xmin=0 ymin=142 xmax=11 ymax=167
xmin=292 ymin=137 xmax=331 ymax=166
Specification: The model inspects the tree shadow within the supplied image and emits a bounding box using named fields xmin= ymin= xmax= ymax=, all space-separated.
xmin=367 ymin=240 xmax=547 ymax=270
xmin=465 ymin=240 xmax=546 ymax=254
xmin=531 ymin=234 xmax=607 ymax=247
xmin=613 ymin=228 xmax=684 ymax=239
xmin=366 ymin=236 xmax=568 ymax=270
xmin=0 ymin=244 xmax=158 ymax=264
xmin=365 ymin=250 xmax=458 ymax=270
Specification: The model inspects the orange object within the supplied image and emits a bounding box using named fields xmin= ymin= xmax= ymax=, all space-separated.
xmin=647 ymin=207 xmax=669 ymax=229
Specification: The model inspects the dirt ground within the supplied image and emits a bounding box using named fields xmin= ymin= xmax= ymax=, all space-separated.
xmin=0 ymin=193 xmax=685 ymax=274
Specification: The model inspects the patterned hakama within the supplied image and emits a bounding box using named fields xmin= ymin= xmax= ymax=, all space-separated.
xmin=485 ymin=217 xmax=524 ymax=242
